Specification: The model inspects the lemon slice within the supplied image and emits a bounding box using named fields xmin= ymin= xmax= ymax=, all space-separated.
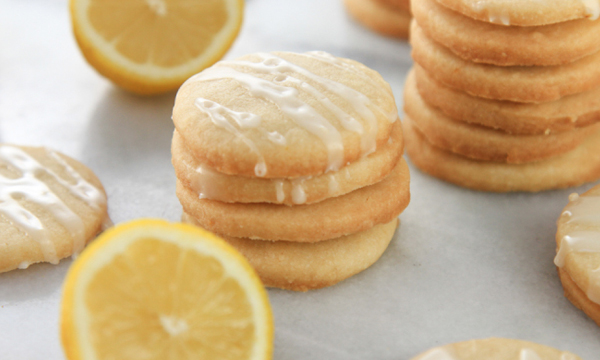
xmin=70 ymin=0 xmax=244 ymax=95
xmin=60 ymin=219 xmax=273 ymax=360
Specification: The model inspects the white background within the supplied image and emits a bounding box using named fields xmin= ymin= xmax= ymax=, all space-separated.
xmin=0 ymin=0 xmax=599 ymax=358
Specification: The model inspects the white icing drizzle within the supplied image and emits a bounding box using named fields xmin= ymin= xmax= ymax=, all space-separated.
xmin=0 ymin=146 xmax=106 ymax=264
xmin=581 ymin=0 xmax=600 ymax=20
xmin=328 ymin=174 xmax=339 ymax=196
xmin=267 ymin=131 xmax=287 ymax=146
xmin=562 ymin=194 xmax=600 ymax=224
xmin=194 ymin=98 xmax=267 ymax=177
xmin=291 ymin=177 xmax=308 ymax=205
xmin=520 ymin=348 xmax=542 ymax=360
xmin=190 ymin=163 xmax=224 ymax=200
xmin=275 ymin=181 xmax=285 ymax=203
xmin=555 ymin=231 xmax=600 ymax=267
xmin=419 ymin=348 xmax=456 ymax=360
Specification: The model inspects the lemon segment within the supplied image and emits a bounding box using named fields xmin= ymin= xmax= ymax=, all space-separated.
xmin=61 ymin=219 xmax=273 ymax=360
xmin=70 ymin=0 xmax=244 ymax=94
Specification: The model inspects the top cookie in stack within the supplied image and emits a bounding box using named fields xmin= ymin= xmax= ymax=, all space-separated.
xmin=172 ymin=51 xmax=410 ymax=291
xmin=344 ymin=0 xmax=412 ymax=39
xmin=404 ymin=0 xmax=600 ymax=192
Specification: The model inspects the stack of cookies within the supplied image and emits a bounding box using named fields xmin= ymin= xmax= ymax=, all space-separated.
xmin=172 ymin=51 xmax=410 ymax=291
xmin=344 ymin=0 xmax=412 ymax=39
xmin=404 ymin=0 xmax=600 ymax=192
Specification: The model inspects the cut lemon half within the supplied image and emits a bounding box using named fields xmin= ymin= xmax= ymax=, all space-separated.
xmin=70 ymin=0 xmax=244 ymax=95
xmin=61 ymin=219 xmax=273 ymax=360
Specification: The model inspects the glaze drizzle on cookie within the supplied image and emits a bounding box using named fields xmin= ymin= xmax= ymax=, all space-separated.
xmin=520 ymin=348 xmax=542 ymax=360
xmin=418 ymin=348 xmax=456 ymax=360
xmin=581 ymin=0 xmax=600 ymax=20
xmin=0 ymin=146 xmax=106 ymax=265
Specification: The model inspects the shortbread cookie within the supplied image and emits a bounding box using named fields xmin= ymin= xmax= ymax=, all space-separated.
xmin=172 ymin=121 xmax=403 ymax=205
xmin=435 ymin=0 xmax=599 ymax=26
xmin=411 ymin=338 xmax=581 ymax=360
xmin=405 ymin=73 xmax=599 ymax=163
xmin=555 ymin=184 xmax=600 ymax=326
xmin=344 ymin=0 xmax=412 ymax=39
xmin=403 ymin=118 xmax=600 ymax=192
xmin=177 ymin=159 xmax=410 ymax=241
xmin=413 ymin=0 xmax=600 ymax=66
xmin=411 ymin=22 xmax=600 ymax=103
xmin=0 ymin=145 xmax=109 ymax=273
xmin=173 ymin=51 xmax=398 ymax=178
xmin=183 ymin=212 xmax=398 ymax=291
xmin=414 ymin=66 xmax=600 ymax=135
xmin=375 ymin=0 xmax=410 ymax=13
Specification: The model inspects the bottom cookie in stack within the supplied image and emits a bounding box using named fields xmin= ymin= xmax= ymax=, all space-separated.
xmin=344 ymin=0 xmax=411 ymax=39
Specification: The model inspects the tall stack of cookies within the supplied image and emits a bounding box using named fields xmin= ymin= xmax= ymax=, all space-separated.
xmin=344 ymin=0 xmax=412 ymax=39
xmin=172 ymin=51 xmax=410 ymax=291
xmin=404 ymin=0 xmax=600 ymax=192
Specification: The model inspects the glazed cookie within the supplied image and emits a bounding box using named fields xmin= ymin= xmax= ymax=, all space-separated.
xmin=435 ymin=0 xmax=599 ymax=26
xmin=411 ymin=22 xmax=600 ymax=103
xmin=411 ymin=338 xmax=581 ymax=360
xmin=177 ymin=158 xmax=410 ymax=241
xmin=0 ymin=145 xmax=109 ymax=273
xmin=403 ymin=118 xmax=600 ymax=192
xmin=413 ymin=0 xmax=600 ymax=66
xmin=404 ymin=72 xmax=599 ymax=163
xmin=172 ymin=121 xmax=403 ymax=205
xmin=173 ymin=51 xmax=398 ymax=178
xmin=344 ymin=0 xmax=412 ymax=39
xmin=183 ymin=212 xmax=398 ymax=291
xmin=555 ymin=183 xmax=600 ymax=326
xmin=414 ymin=65 xmax=600 ymax=135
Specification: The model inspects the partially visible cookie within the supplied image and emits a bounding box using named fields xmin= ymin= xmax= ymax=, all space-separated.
xmin=403 ymin=118 xmax=600 ymax=192
xmin=411 ymin=338 xmax=581 ymax=360
xmin=435 ymin=0 xmax=599 ymax=26
xmin=183 ymin=212 xmax=398 ymax=291
xmin=344 ymin=0 xmax=412 ymax=39
xmin=411 ymin=21 xmax=600 ymax=103
xmin=555 ymin=184 xmax=600 ymax=326
xmin=0 ymin=145 xmax=109 ymax=273
xmin=413 ymin=0 xmax=600 ymax=66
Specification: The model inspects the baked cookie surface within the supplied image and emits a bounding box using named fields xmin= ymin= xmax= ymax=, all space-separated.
xmin=0 ymin=145 xmax=109 ymax=273
xmin=344 ymin=0 xmax=412 ymax=39
xmin=411 ymin=338 xmax=581 ymax=360
xmin=173 ymin=51 xmax=398 ymax=178
xmin=555 ymin=184 xmax=600 ymax=326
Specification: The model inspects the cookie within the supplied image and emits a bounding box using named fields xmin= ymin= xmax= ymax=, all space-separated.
xmin=0 ymin=145 xmax=109 ymax=273
xmin=414 ymin=65 xmax=600 ymax=135
xmin=173 ymin=51 xmax=398 ymax=178
xmin=554 ymin=184 xmax=600 ymax=326
xmin=404 ymin=71 xmax=599 ymax=163
xmin=344 ymin=0 xmax=412 ymax=39
xmin=410 ymin=21 xmax=600 ymax=103
xmin=403 ymin=118 xmax=600 ymax=192
xmin=183 ymin=212 xmax=398 ymax=291
xmin=177 ymin=158 xmax=410 ymax=241
xmin=413 ymin=0 xmax=600 ymax=66
xmin=374 ymin=0 xmax=410 ymax=13
xmin=435 ymin=0 xmax=599 ymax=26
xmin=172 ymin=120 xmax=403 ymax=205
xmin=411 ymin=338 xmax=581 ymax=360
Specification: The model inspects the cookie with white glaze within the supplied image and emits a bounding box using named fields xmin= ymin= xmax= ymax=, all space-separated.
xmin=183 ymin=212 xmax=398 ymax=291
xmin=411 ymin=338 xmax=581 ymax=360
xmin=0 ymin=145 xmax=109 ymax=273
xmin=414 ymin=0 xmax=600 ymax=66
xmin=435 ymin=0 xmax=599 ymax=26
xmin=173 ymin=51 xmax=398 ymax=178
xmin=414 ymin=65 xmax=600 ymax=136
xmin=555 ymin=183 xmax=600 ymax=326
xmin=344 ymin=0 xmax=412 ymax=39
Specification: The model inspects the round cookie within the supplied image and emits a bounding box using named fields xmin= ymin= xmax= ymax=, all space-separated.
xmin=411 ymin=338 xmax=581 ymax=360
xmin=177 ymin=158 xmax=410 ymax=241
xmin=344 ymin=0 xmax=412 ymax=39
xmin=410 ymin=22 xmax=600 ymax=103
xmin=435 ymin=0 xmax=599 ymax=26
xmin=173 ymin=51 xmax=398 ymax=178
xmin=404 ymin=72 xmax=599 ymax=163
xmin=0 ymin=144 xmax=109 ymax=273
xmin=172 ymin=121 xmax=403 ymax=205
xmin=413 ymin=0 xmax=600 ymax=66
xmin=403 ymin=118 xmax=600 ymax=192
xmin=374 ymin=0 xmax=410 ymax=13
xmin=554 ymin=184 xmax=600 ymax=326
xmin=183 ymin=212 xmax=399 ymax=291
xmin=414 ymin=65 xmax=600 ymax=135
